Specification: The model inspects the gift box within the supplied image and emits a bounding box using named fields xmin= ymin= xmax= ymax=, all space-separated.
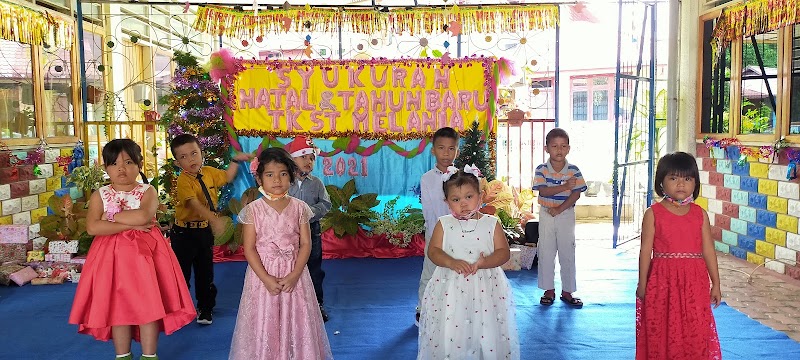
xmin=501 ymin=247 xmax=523 ymax=271
xmin=32 ymin=277 xmax=65 ymax=285
xmin=0 ymin=225 xmax=29 ymax=244
xmin=31 ymin=237 xmax=47 ymax=251
xmin=27 ymin=250 xmax=44 ymax=262
xmin=48 ymin=240 xmax=79 ymax=254
xmin=0 ymin=243 xmax=27 ymax=263
xmin=27 ymin=261 xmax=82 ymax=278
xmin=511 ymin=244 xmax=537 ymax=270
xmin=70 ymin=256 xmax=87 ymax=265
xmin=9 ymin=266 xmax=38 ymax=286
xmin=45 ymin=253 xmax=72 ymax=262
xmin=0 ymin=263 xmax=25 ymax=285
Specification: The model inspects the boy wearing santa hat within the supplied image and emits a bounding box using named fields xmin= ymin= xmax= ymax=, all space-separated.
xmin=286 ymin=135 xmax=333 ymax=322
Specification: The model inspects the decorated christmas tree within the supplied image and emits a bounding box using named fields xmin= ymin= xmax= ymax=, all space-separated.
xmin=454 ymin=121 xmax=495 ymax=181
xmin=156 ymin=51 xmax=229 ymax=209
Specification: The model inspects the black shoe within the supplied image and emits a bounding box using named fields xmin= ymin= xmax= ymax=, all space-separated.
xmin=415 ymin=312 xmax=420 ymax=327
xmin=319 ymin=305 xmax=329 ymax=322
xmin=197 ymin=310 xmax=213 ymax=325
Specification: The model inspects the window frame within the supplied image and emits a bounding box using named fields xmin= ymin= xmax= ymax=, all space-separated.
xmin=696 ymin=9 xmax=731 ymax=141
xmin=570 ymin=74 xmax=613 ymax=122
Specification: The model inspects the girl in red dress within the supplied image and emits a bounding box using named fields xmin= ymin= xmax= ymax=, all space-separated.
xmin=69 ymin=139 xmax=195 ymax=360
xmin=636 ymin=151 xmax=722 ymax=360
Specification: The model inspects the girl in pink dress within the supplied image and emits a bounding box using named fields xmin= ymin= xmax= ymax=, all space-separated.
xmin=636 ymin=152 xmax=722 ymax=360
xmin=69 ymin=139 xmax=195 ymax=360
xmin=229 ymin=147 xmax=332 ymax=360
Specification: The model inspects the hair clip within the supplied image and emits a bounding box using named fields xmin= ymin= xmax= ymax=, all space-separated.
xmin=249 ymin=158 xmax=260 ymax=175
xmin=440 ymin=165 xmax=459 ymax=182
xmin=463 ymin=164 xmax=482 ymax=178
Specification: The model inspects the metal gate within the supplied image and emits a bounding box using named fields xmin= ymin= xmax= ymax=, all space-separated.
xmin=612 ymin=1 xmax=657 ymax=248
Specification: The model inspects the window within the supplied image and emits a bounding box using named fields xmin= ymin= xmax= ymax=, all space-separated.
xmin=573 ymin=91 xmax=587 ymax=120
xmin=42 ymin=44 xmax=75 ymax=137
xmin=740 ymin=31 xmax=778 ymax=135
xmin=83 ymin=30 xmax=106 ymax=123
xmin=571 ymin=75 xmax=612 ymax=122
xmin=789 ymin=24 xmax=800 ymax=134
xmin=0 ymin=39 xmax=36 ymax=139
xmin=700 ymin=17 xmax=731 ymax=134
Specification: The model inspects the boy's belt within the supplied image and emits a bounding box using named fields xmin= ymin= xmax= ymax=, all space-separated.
xmin=174 ymin=220 xmax=209 ymax=229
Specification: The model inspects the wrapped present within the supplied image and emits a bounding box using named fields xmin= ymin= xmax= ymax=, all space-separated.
xmin=31 ymin=237 xmax=47 ymax=251
xmin=511 ymin=244 xmax=537 ymax=270
xmin=0 ymin=225 xmax=29 ymax=244
xmin=32 ymin=276 xmax=66 ymax=285
xmin=45 ymin=253 xmax=72 ymax=262
xmin=27 ymin=261 xmax=82 ymax=278
xmin=501 ymin=247 xmax=523 ymax=271
xmin=27 ymin=250 xmax=44 ymax=262
xmin=69 ymin=270 xmax=80 ymax=283
xmin=48 ymin=240 xmax=79 ymax=254
xmin=0 ymin=263 xmax=25 ymax=286
xmin=70 ymin=256 xmax=87 ymax=265
xmin=9 ymin=266 xmax=38 ymax=286
xmin=0 ymin=243 xmax=27 ymax=263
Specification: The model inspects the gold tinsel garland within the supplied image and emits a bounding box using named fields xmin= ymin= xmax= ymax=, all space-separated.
xmin=192 ymin=4 xmax=558 ymax=38
xmin=235 ymin=129 xmax=498 ymax=143
xmin=711 ymin=0 xmax=800 ymax=65
xmin=0 ymin=0 xmax=74 ymax=48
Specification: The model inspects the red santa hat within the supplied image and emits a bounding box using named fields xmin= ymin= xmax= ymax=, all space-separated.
xmin=285 ymin=135 xmax=318 ymax=158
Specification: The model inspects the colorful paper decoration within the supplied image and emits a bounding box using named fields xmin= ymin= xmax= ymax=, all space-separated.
xmin=192 ymin=5 xmax=558 ymax=39
xmin=0 ymin=0 xmax=74 ymax=48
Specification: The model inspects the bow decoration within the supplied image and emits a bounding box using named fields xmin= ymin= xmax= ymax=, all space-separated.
xmin=464 ymin=164 xmax=482 ymax=178
xmin=441 ymin=164 xmax=482 ymax=182
xmin=249 ymin=158 xmax=260 ymax=175
xmin=440 ymin=165 xmax=459 ymax=182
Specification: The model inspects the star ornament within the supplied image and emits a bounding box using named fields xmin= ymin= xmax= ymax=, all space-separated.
xmin=448 ymin=21 xmax=462 ymax=36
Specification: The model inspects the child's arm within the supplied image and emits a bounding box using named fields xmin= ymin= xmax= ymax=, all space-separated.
xmin=536 ymin=183 xmax=572 ymax=197
xmin=474 ymin=220 xmax=511 ymax=270
xmin=278 ymin=220 xmax=312 ymax=292
xmin=112 ymin=186 xmax=157 ymax=226
xmin=636 ymin=208 xmax=655 ymax=299
xmin=701 ymin=209 xmax=722 ymax=308
xmin=427 ymin=221 xmax=475 ymax=275
xmin=554 ymin=189 xmax=581 ymax=213
xmin=308 ymin=180 xmax=332 ymax=222
xmin=241 ymin=222 xmax=282 ymax=295
xmin=85 ymin=191 xmax=146 ymax=236
xmin=225 ymin=153 xmax=254 ymax=183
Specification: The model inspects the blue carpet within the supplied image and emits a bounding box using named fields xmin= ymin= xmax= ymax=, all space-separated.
xmin=1 ymin=246 xmax=800 ymax=359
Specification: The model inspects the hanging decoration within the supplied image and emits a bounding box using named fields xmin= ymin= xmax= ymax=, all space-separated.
xmin=192 ymin=4 xmax=558 ymax=39
xmin=0 ymin=0 xmax=74 ymax=48
xmin=710 ymin=0 xmax=800 ymax=66
xmin=703 ymin=136 xmax=789 ymax=166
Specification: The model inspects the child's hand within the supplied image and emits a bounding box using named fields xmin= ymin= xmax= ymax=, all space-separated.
xmin=233 ymin=152 xmax=254 ymax=163
xmin=209 ymin=217 xmax=225 ymax=234
xmin=564 ymin=177 xmax=577 ymax=189
xmin=263 ymin=277 xmax=282 ymax=295
xmin=472 ymin=252 xmax=488 ymax=272
xmin=278 ymin=271 xmax=301 ymax=292
xmin=449 ymin=259 xmax=475 ymax=276
xmin=547 ymin=207 xmax=563 ymax=217
xmin=132 ymin=224 xmax=153 ymax=232
xmin=710 ymin=285 xmax=722 ymax=308
xmin=635 ymin=283 xmax=646 ymax=299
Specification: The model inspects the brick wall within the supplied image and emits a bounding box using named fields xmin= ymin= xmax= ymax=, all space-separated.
xmin=696 ymin=143 xmax=800 ymax=280
xmin=0 ymin=146 xmax=80 ymax=243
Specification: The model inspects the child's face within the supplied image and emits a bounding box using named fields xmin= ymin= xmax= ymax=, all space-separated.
xmin=545 ymin=136 xmax=570 ymax=163
xmin=293 ymin=154 xmax=316 ymax=176
xmin=445 ymin=184 xmax=482 ymax=219
xmin=172 ymin=142 xmax=203 ymax=175
xmin=105 ymin=152 xmax=141 ymax=187
xmin=258 ymin=161 xmax=292 ymax=195
xmin=432 ymin=137 xmax=458 ymax=170
xmin=662 ymin=173 xmax=696 ymax=201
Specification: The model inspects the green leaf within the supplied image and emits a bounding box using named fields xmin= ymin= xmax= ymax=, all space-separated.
xmin=228 ymin=199 xmax=243 ymax=214
xmin=326 ymin=186 xmax=344 ymax=208
xmin=332 ymin=137 xmax=351 ymax=150
xmin=343 ymin=221 xmax=360 ymax=236
xmin=342 ymin=179 xmax=357 ymax=202
xmin=432 ymin=49 xmax=443 ymax=58
xmin=350 ymin=193 xmax=379 ymax=211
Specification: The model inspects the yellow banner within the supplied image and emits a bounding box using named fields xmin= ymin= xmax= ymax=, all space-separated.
xmin=231 ymin=58 xmax=494 ymax=138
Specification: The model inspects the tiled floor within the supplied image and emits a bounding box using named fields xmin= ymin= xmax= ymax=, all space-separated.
xmin=575 ymin=222 xmax=800 ymax=342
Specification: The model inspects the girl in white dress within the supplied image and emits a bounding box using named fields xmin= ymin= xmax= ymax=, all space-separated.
xmin=418 ymin=166 xmax=520 ymax=360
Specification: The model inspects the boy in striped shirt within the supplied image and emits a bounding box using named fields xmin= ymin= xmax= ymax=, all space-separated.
xmin=532 ymin=128 xmax=587 ymax=308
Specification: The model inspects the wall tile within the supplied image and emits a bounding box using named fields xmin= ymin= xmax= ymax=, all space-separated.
xmin=747 ymin=222 xmax=766 ymax=239
xmin=778 ymin=181 xmax=800 ymax=200
xmin=786 ymin=265 xmax=800 ymax=280
xmin=12 ymin=211 xmax=30 ymax=225
xmin=44 ymin=149 xmax=59 ymax=163
xmin=730 ymin=218 xmax=748 ymax=235
xmin=766 ymin=260 xmax=786 ymax=274
xmin=789 ymin=199 xmax=800 ymax=218
xmin=766 ymin=228 xmax=787 ymax=246
xmin=731 ymin=246 xmax=747 ymax=259
xmin=0 ymin=184 xmax=9 ymax=201
xmin=750 ymin=162 xmax=769 ymax=178
xmin=769 ymin=164 xmax=788 ymax=181
xmin=38 ymin=191 xmax=54 ymax=208
xmin=46 ymin=177 xmax=61 ymax=192
xmin=53 ymin=165 xmax=65 ymax=178
xmin=756 ymin=209 xmax=777 ymax=227
xmin=739 ymin=235 xmax=756 ymax=251
xmin=28 ymin=223 xmax=39 ymax=239
xmin=749 ymin=192 xmax=767 ymax=209
xmin=697 ymin=143 xmax=710 ymax=158
xmin=37 ymin=163 xmax=53 ymax=179
xmin=701 ymin=184 xmax=716 ymax=199
xmin=716 ymin=159 xmax=732 ymax=174
xmin=711 ymin=226 xmax=722 ymax=241
xmin=699 ymin=170 xmax=709 ymax=184
xmin=759 ymin=179 xmax=779 ymax=196
xmin=30 ymin=207 xmax=46 ymax=224
xmin=722 ymin=229 xmax=738 ymax=246
xmin=69 ymin=187 xmax=83 ymax=200
xmin=788 ymin=232 xmax=800 ymax=251
xmin=707 ymin=199 xmax=723 ymax=214
xmin=0 ymin=216 xmax=11 ymax=225
xmin=748 ymin=252 xmax=765 ymax=266
xmin=715 ymin=242 xmax=730 ymax=253
xmin=710 ymin=147 xmax=726 ymax=159
xmin=732 ymin=189 xmax=750 ymax=206
xmin=1 ymin=198 xmax=20 ymax=216
xmin=722 ymin=202 xmax=738 ymax=218
xmin=10 ymin=182 xmax=29 ymax=198
xmin=767 ymin=196 xmax=788 ymax=214
xmin=775 ymin=246 xmax=797 ymax=266
xmin=59 ymin=148 xmax=72 ymax=157
xmin=709 ymin=172 xmax=724 ymax=186
xmin=732 ymin=161 xmax=750 ymax=177
xmin=756 ymin=240 xmax=775 ymax=258
xmin=0 ymin=168 xmax=20 ymax=184
xmin=724 ymin=174 xmax=741 ymax=189
xmin=741 ymin=177 xmax=759 ymax=192
xmin=29 ymin=179 xmax=45 ymax=194
xmin=20 ymin=195 xmax=37 ymax=212
xmin=715 ymin=214 xmax=730 ymax=230
xmin=777 ymin=214 xmax=798 ymax=234
xmin=739 ymin=206 xmax=757 ymax=223
xmin=716 ymin=186 xmax=731 ymax=201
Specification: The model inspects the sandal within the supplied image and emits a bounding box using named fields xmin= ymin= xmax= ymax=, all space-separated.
xmin=560 ymin=296 xmax=584 ymax=308
xmin=540 ymin=295 xmax=555 ymax=306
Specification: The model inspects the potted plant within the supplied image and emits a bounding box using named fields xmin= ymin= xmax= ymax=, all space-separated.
xmin=68 ymin=162 xmax=106 ymax=198
xmin=321 ymin=179 xmax=379 ymax=237
xmin=369 ymin=197 xmax=425 ymax=247
xmin=39 ymin=194 xmax=93 ymax=255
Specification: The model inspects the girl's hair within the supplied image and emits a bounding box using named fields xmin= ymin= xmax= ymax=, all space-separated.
xmin=255 ymin=147 xmax=298 ymax=183
xmin=102 ymin=139 xmax=143 ymax=168
xmin=654 ymin=151 xmax=700 ymax=199
xmin=442 ymin=171 xmax=481 ymax=198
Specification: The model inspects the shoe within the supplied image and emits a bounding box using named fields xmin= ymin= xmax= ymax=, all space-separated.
xmin=139 ymin=356 xmax=159 ymax=360
xmin=415 ymin=312 xmax=420 ymax=327
xmin=197 ymin=310 xmax=213 ymax=325
xmin=319 ymin=305 xmax=329 ymax=322
xmin=115 ymin=354 xmax=132 ymax=360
